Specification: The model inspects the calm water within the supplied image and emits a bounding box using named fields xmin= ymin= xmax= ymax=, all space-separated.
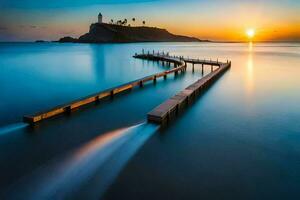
xmin=0 ymin=42 xmax=300 ymax=199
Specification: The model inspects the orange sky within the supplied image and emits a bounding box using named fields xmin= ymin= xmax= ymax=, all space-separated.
xmin=150 ymin=1 xmax=300 ymax=42
xmin=0 ymin=0 xmax=299 ymax=42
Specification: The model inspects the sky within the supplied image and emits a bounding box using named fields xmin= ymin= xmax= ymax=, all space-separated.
xmin=0 ymin=0 xmax=299 ymax=42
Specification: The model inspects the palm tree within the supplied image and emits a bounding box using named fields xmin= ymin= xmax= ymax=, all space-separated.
xmin=132 ymin=18 xmax=136 ymax=26
xmin=110 ymin=19 xmax=114 ymax=24
xmin=142 ymin=21 xmax=146 ymax=26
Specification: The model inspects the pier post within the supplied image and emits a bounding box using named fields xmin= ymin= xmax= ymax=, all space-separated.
xmin=139 ymin=81 xmax=143 ymax=87
xmin=110 ymin=90 xmax=114 ymax=99
xmin=202 ymin=64 xmax=204 ymax=75
xmin=154 ymin=76 xmax=157 ymax=83
xmin=164 ymin=74 xmax=167 ymax=79
xmin=211 ymin=65 xmax=213 ymax=72
xmin=192 ymin=63 xmax=195 ymax=73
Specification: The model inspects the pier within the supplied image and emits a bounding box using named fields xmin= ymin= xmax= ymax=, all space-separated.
xmin=23 ymin=52 xmax=186 ymax=124
xmin=23 ymin=50 xmax=230 ymax=124
xmin=146 ymin=54 xmax=231 ymax=124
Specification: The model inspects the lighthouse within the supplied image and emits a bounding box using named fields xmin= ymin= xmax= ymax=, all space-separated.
xmin=98 ymin=13 xmax=103 ymax=24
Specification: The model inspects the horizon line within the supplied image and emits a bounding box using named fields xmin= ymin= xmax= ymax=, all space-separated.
xmin=1 ymin=40 xmax=300 ymax=43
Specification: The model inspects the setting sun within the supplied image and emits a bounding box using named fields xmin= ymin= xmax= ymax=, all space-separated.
xmin=246 ymin=29 xmax=256 ymax=39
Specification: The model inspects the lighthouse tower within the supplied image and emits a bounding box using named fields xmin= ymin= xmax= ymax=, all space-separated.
xmin=98 ymin=13 xmax=103 ymax=24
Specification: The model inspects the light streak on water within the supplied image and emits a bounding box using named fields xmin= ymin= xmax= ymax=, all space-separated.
xmin=0 ymin=123 xmax=28 ymax=136
xmin=4 ymin=122 xmax=159 ymax=200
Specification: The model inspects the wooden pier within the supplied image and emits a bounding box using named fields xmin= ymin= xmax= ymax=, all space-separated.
xmin=23 ymin=52 xmax=186 ymax=124
xmin=23 ymin=50 xmax=230 ymax=124
xmin=147 ymin=54 xmax=231 ymax=124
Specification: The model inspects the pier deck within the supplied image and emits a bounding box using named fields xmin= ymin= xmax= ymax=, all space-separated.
xmin=23 ymin=52 xmax=186 ymax=124
xmin=147 ymin=55 xmax=231 ymax=124
xmin=23 ymin=51 xmax=230 ymax=124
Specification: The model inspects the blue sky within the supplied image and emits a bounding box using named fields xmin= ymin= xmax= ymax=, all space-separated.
xmin=0 ymin=0 xmax=161 ymax=8
xmin=0 ymin=0 xmax=299 ymax=41
xmin=1 ymin=0 xmax=298 ymax=9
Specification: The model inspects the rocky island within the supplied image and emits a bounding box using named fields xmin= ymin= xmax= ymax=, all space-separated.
xmin=59 ymin=13 xmax=204 ymax=43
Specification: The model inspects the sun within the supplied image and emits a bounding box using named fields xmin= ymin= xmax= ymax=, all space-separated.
xmin=246 ymin=29 xmax=255 ymax=39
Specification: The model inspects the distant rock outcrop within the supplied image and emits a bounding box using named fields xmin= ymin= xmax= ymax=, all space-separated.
xmin=59 ymin=23 xmax=203 ymax=43
xmin=58 ymin=36 xmax=78 ymax=43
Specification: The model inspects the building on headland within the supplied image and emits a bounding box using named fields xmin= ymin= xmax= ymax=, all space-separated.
xmin=98 ymin=13 xmax=103 ymax=24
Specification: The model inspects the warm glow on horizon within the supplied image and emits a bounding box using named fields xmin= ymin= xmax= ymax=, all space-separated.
xmin=0 ymin=0 xmax=299 ymax=42
xmin=246 ymin=29 xmax=256 ymax=40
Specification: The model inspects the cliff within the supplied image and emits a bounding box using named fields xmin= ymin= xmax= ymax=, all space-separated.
xmin=59 ymin=23 xmax=203 ymax=43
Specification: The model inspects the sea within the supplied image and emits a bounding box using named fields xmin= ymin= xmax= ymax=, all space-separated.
xmin=0 ymin=42 xmax=300 ymax=199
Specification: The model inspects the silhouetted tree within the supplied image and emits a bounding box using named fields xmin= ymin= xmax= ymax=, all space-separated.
xmin=110 ymin=19 xmax=114 ymax=24
xmin=117 ymin=20 xmax=122 ymax=25
xmin=143 ymin=21 xmax=146 ymax=26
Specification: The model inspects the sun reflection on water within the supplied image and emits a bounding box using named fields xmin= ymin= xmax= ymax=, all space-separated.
xmin=246 ymin=42 xmax=254 ymax=97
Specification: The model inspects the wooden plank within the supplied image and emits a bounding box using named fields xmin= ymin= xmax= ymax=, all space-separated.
xmin=156 ymin=72 xmax=166 ymax=78
xmin=98 ymin=91 xmax=111 ymax=99
xmin=147 ymin=99 xmax=178 ymax=122
xmin=171 ymin=93 xmax=188 ymax=110
xmin=113 ymin=84 xmax=133 ymax=94
xmin=70 ymin=96 xmax=97 ymax=110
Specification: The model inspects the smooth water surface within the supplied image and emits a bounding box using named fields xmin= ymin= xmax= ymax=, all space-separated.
xmin=0 ymin=42 xmax=300 ymax=199
xmin=0 ymin=43 xmax=167 ymax=126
